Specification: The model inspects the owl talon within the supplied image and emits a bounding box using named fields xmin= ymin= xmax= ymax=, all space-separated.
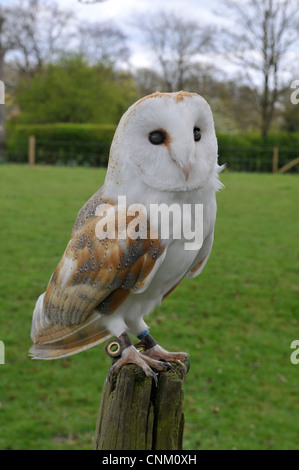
xmin=106 ymin=333 xmax=171 ymax=385
xmin=108 ymin=347 xmax=164 ymax=386
xmin=135 ymin=333 xmax=190 ymax=376
xmin=183 ymin=356 xmax=190 ymax=374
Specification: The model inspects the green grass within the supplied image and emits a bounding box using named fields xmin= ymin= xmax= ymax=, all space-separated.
xmin=0 ymin=165 xmax=298 ymax=450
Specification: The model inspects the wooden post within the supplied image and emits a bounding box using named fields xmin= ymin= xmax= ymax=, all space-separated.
xmin=272 ymin=146 xmax=279 ymax=173
xmin=93 ymin=362 xmax=186 ymax=450
xmin=28 ymin=135 xmax=36 ymax=166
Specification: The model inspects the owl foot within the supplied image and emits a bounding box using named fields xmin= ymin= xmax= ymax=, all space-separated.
xmin=105 ymin=332 xmax=173 ymax=385
xmin=134 ymin=333 xmax=190 ymax=376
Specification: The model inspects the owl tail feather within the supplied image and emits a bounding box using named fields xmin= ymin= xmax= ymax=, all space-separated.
xmin=29 ymin=328 xmax=112 ymax=360
xmin=29 ymin=293 xmax=111 ymax=360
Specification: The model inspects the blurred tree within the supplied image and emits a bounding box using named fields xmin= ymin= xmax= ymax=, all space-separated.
xmin=133 ymin=68 xmax=163 ymax=96
xmin=133 ymin=10 xmax=213 ymax=92
xmin=186 ymin=64 xmax=261 ymax=132
xmin=279 ymin=88 xmax=299 ymax=132
xmin=9 ymin=0 xmax=74 ymax=77
xmin=0 ymin=8 xmax=15 ymax=81
xmin=3 ymin=0 xmax=134 ymax=127
xmin=14 ymin=55 xmax=138 ymax=124
xmin=0 ymin=4 xmax=18 ymax=154
xmin=220 ymin=0 xmax=299 ymax=139
xmin=213 ymin=79 xmax=261 ymax=132
xmin=78 ymin=21 xmax=130 ymax=67
xmin=282 ymin=105 xmax=299 ymax=133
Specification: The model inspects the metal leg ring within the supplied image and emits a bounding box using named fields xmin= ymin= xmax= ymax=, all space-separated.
xmin=104 ymin=332 xmax=132 ymax=359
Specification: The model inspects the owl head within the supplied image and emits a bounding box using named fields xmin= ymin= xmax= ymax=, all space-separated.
xmin=106 ymin=91 xmax=219 ymax=192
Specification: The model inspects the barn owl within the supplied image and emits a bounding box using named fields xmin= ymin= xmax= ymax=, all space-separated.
xmin=30 ymin=91 xmax=223 ymax=382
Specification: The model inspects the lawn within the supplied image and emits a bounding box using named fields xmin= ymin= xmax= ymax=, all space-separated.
xmin=0 ymin=164 xmax=298 ymax=450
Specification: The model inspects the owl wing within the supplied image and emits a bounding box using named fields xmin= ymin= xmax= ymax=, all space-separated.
xmin=161 ymin=230 xmax=215 ymax=302
xmin=30 ymin=196 xmax=166 ymax=359
xmin=186 ymin=230 xmax=214 ymax=279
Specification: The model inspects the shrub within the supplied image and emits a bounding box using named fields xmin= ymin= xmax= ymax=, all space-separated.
xmin=6 ymin=123 xmax=117 ymax=166
xmin=5 ymin=124 xmax=299 ymax=172
xmin=217 ymin=132 xmax=299 ymax=172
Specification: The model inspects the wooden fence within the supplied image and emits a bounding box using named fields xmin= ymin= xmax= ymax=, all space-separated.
xmin=272 ymin=146 xmax=299 ymax=174
xmin=23 ymin=135 xmax=299 ymax=174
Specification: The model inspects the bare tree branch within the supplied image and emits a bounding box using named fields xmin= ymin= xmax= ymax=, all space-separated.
xmin=9 ymin=0 xmax=75 ymax=76
xmin=133 ymin=10 xmax=214 ymax=92
xmin=219 ymin=0 xmax=299 ymax=139
xmin=78 ymin=20 xmax=130 ymax=66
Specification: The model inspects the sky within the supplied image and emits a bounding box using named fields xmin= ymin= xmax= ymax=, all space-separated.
xmin=59 ymin=0 xmax=226 ymax=70
xmin=2 ymin=0 xmax=297 ymax=83
xmin=65 ymin=0 xmax=220 ymax=23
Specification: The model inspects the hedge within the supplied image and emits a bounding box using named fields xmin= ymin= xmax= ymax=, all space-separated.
xmin=217 ymin=132 xmax=299 ymax=172
xmin=4 ymin=123 xmax=299 ymax=172
xmin=5 ymin=123 xmax=117 ymax=166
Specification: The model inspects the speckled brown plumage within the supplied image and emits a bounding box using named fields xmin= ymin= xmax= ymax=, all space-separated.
xmin=30 ymin=197 xmax=165 ymax=358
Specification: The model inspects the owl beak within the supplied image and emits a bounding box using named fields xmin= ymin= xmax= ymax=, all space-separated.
xmin=183 ymin=165 xmax=190 ymax=181
xmin=170 ymin=152 xmax=190 ymax=181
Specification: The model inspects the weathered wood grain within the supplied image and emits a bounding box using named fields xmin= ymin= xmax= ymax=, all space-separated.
xmin=93 ymin=362 xmax=186 ymax=450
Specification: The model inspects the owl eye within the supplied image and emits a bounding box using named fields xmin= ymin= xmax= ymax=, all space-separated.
xmin=193 ymin=127 xmax=201 ymax=142
xmin=149 ymin=130 xmax=166 ymax=145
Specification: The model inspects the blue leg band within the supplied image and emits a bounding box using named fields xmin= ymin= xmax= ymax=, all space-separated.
xmin=137 ymin=329 xmax=149 ymax=340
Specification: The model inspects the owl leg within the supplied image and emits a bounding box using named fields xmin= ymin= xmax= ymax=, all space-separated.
xmin=134 ymin=330 xmax=190 ymax=375
xmin=105 ymin=332 xmax=173 ymax=385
